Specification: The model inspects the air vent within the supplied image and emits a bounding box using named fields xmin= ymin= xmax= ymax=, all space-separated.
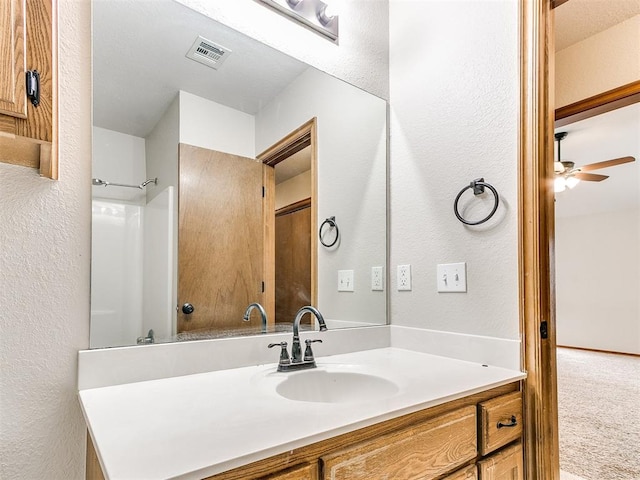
xmin=186 ymin=36 xmax=232 ymax=70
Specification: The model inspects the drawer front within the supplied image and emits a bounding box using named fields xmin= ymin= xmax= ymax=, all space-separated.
xmin=443 ymin=464 xmax=477 ymax=480
xmin=478 ymin=391 xmax=522 ymax=456
xmin=322 ymin=405 xmax=477 ymax=480
xmin=477 ymin=443 xmax=523 ymax=480
xmin=260 ymin=463 xmax=318 ymax=480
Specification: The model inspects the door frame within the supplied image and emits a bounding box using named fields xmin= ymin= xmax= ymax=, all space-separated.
xmin=519 ymin=1 xmax=560 ymax=478
xmin=257 ymin=118 xmax=318 ymax=324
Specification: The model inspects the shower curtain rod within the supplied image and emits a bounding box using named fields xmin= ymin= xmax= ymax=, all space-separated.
xmin=92 ymin=177 xmax=158 ymax=190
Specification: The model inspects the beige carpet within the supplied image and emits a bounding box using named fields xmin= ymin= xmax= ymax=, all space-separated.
xmin=557 ymin=347 xmax=640 ymax=480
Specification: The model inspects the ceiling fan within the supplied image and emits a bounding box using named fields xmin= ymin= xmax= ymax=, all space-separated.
xmin=554 ymin=131 xmax=636 ymax=193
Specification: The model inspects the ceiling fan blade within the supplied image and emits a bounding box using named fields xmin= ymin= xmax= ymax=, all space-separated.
xmin=579 ymin=156 xmax=636 ymax=172
xmin=573 ymin=172 xmax=609 ymax=182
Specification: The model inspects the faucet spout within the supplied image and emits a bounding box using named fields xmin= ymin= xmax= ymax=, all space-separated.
xmin=243 ymin=302 xmax=268 ymax=333
xmin=292 ymin=306 xmax=327 ymax=362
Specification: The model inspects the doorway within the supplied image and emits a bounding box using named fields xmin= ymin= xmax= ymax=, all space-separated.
xmin=258 ymin=119 xmax=318 ymax=326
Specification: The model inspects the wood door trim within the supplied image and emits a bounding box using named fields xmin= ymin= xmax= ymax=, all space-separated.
xmin=555 ymin=80 xmax=640 ymax=127
xmin=258 ymin=119 xmax=314 ymax=167
xmin=550 ymin=0 xmax=569 ymax=9
xmin=258 ymin=118 xmax=318 ymax=309
xmin=276 ymin=198 xmax=311 ymax=217
xmin=520 ymin=1 xmax=560 ymax=479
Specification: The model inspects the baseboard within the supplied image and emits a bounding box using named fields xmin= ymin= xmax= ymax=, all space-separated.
xmin=558 ymin=344 xmax=640 ymax=358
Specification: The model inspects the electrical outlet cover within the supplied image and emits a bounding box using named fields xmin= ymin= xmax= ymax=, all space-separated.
xmin=397 ymin=264 xmax=411 ymax=291
xmin=371 ymin=266 xmax=384 ymax=291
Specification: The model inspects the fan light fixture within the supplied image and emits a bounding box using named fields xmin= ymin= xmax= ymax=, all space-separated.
xmin=258 ymin=0 xmax=339 ymax=42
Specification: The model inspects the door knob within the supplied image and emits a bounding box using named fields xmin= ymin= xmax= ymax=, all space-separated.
xmin=182 ymin=303 xmax=195 ymax=315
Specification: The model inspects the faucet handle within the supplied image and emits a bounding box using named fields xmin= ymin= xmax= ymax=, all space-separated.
xmin=304 ymin=339 xmax=322 ymax=362
xmin=268 ymin=342 xmax=290 ymax=365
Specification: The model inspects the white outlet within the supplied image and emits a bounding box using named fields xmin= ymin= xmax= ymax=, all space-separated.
xmin=371 ymin=266 xmax=384 ymax=291
xmin=338 ymin=269 xmax=354 ymax=292
xmin=397 ymin=264 xmax=411 ymax=291
xmin=437 ymin=262 xmax=467 ymax=292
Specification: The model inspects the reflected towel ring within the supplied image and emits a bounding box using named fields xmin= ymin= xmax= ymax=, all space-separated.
xmin=454 ymin=178 xmax=499 ymax=225
xmin=319 ymin=216 xmax=339 ymax=247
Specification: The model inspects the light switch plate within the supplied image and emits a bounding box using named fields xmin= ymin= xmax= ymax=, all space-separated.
xmin=437 ymin=262 xmax=467 ymax=292
xmin=338 ymin=270 xmax=354 ymax=292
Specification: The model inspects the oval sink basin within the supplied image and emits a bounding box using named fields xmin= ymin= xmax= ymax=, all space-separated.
xmin=275 ymin=369 xmax=399 ymax=403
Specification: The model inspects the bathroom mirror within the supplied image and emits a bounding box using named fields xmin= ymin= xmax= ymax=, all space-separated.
xmin=91 ymin=0 xmax=387 ymax=348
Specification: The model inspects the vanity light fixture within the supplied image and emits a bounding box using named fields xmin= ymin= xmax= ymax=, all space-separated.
xmin=257 ymin=0 xmax=339 ymax=42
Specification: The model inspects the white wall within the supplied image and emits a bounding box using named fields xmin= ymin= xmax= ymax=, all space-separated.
xmin=389 ymin=0 xmax=520 ymax=341
xmin=179 ymin=91 xmax=255 ymax=158
xmin=175 ymin=0 xmax=390 ymax=101
xmin=91 ymin=127 xmax=146 ymax=203
xmin=0 ymin=1 xmax=91 ymax=479
xmin=256 ymin=67 xmax=388 ymax=325
xmin=555 ymin=15 xmax=640 ymax=108
xmin=555 ymin=210 xmax=640 ymax=354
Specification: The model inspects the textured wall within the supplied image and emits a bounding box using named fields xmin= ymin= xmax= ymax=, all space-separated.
xmin=556 ymin=210 xmax=640 ymax=354
xmin=0 ymin=1 xmax=92 ymax=479
xmin=556 ymin=15 xmax=640 ymax=108
xmin=175 ymin=0 xmax=390 ymax=101
xmin=389 ymin=0 xmax=520 ymax=340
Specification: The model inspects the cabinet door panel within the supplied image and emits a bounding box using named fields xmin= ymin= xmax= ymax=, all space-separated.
xmin=0 ymin=0 xmax=27 ymax=118
xmin=260 ymin=462 xmax=317 ymax=480
xmin=478 ymin=443 xmax=523 ymax=480
xmin=443 ymin=464 xmax=477 ymax=480
xmin=322 ymin=406 xmax=477 ymax=480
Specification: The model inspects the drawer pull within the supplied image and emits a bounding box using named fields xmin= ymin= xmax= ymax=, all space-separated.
xmin=497 ymin=416 xmax=518 ymax=429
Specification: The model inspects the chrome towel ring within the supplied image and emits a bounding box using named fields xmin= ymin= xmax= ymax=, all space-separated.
xmin=319 ymin=216 xmax=339 ymax=247
xmin=454 ymin=178 xmax=499 ymax=226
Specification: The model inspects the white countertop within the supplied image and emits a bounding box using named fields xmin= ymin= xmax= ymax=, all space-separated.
xmin=79 ymin=347 xmax=525 ymax=480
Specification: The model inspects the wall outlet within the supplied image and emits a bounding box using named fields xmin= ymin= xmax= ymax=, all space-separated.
xmin=437 ymin=262 xmax=467 ymax=292
xmin=338 ymin=270 xmax=355 ymax=292
xmin=397 ymin=264 xmax=411 ymax=291
xmin=371 ymin=266 xmax=384 ymax=291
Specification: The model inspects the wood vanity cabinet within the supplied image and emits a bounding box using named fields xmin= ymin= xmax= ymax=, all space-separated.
xmin=85 ymin=383 xmax=524 ymax=480
xmin=205 ymin=382 xmax=524 ymax=480
xmin=0 ymin=0 xmax=58 ymax=179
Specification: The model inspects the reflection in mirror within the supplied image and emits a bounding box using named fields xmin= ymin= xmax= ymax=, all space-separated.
xmin=91 ymin=0 xmax=387 ymax=348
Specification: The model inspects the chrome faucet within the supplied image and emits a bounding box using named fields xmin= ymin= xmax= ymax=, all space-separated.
xmin=243 ymin=302 xmax=268 ymax=333
xmin=136 ymin=329 xmax=154 ymax=345
xmin=268 ymin=306 xmax=327 ymax=372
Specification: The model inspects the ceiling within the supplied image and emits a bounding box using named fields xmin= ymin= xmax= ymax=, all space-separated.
xmin=554 ymin=102 xmax=640 ymax=218
xmin=275 ymin=146 xmax=311 ymax=185
xmin=555 ymin=0 xmax=640 ymax=51
xmin=93 ymin=0 xmax=308 ymax=138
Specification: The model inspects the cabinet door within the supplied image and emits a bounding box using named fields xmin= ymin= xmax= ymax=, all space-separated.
xmin=0 ymin=0 xmax=27 ymax=118
xmin=477 ymin=443 xmax=523 ymax=480
xmin=322 ymin=406 xmax=477 ymax=480
xmin=260 ymin=463 xmax=318 ymax=480
xmin=443 ymin=465 xmax=477 ymax=480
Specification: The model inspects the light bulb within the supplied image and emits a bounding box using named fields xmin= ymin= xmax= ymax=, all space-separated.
xmin=324 ymin=1 xmax=339 ymax=18
xmin=566 ymin=176 xmax=580 ymax=189
xmin=554 ymin=176 xmax=566 ymax=193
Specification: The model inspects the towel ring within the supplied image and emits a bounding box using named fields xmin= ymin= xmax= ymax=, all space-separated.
xmin=454 ymin=178 xmax=499 ymax=226
xmin=319 ymin=216 xmax=339 ymax=247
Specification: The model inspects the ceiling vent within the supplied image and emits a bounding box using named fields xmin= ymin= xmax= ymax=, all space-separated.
xmin=185 ymin=36 xmax=232 ymax=70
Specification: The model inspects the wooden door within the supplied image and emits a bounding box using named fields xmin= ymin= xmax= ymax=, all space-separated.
xmin=0 ymin=0 xmax=26 ymax=118
xmin=274 ymin=202 xmax=311 ymax=324
xmin=178 ymin=144 xmax=264 ymax=333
